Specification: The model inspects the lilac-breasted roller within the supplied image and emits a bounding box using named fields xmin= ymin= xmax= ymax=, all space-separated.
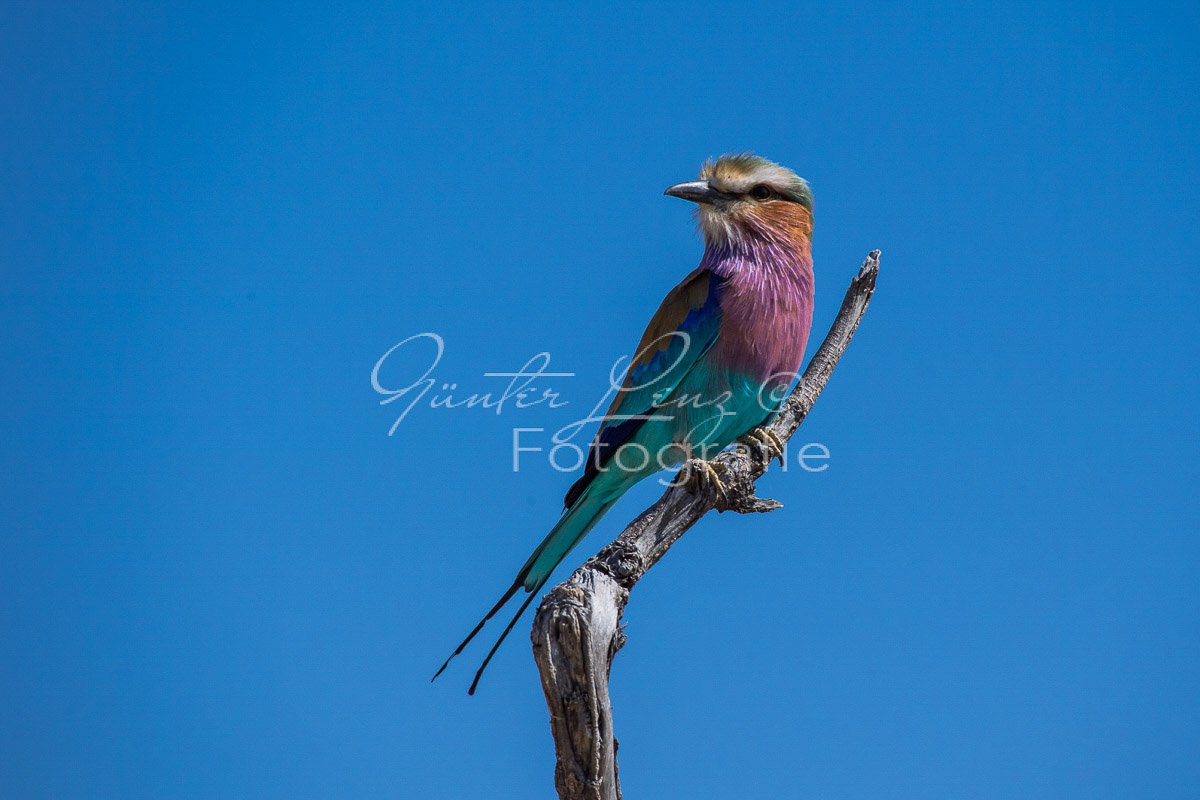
xmin=435 ymin=153 xmax=815 ymax=693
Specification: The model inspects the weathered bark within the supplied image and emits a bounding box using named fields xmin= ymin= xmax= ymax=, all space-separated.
xmin=531 ymin=250 xmax=881 ymax=800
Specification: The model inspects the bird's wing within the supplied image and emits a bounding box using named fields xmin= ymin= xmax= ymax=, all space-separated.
xmin=563 ymin=267 xmax=722 ymax=507
xmin=436 ymin=267 xmax=724 ymax=693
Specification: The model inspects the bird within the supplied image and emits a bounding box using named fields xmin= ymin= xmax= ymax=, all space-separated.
xmin=434 ymin=153 xmax=816 ymax=693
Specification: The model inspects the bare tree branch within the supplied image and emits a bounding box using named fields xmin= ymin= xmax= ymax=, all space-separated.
xmin=531 ymin=250 xmax=881 ymax=800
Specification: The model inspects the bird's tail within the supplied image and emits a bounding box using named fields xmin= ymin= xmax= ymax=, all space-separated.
xmin=432 ymin=489 xmax=615 ymax=694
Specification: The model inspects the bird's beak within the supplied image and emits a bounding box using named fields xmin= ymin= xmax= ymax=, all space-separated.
xmin=664 ymin=180 xmax=732 ymax=205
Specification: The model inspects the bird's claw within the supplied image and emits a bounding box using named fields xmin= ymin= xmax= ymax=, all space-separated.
xmin=678 ymin=458 xmax=729 ymax=504
xmin=738 ymin=426 xmax=785 ymax=467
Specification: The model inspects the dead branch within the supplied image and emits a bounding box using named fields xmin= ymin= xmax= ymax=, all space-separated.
xmin=531 ymin=250 xmax=881 ymax=800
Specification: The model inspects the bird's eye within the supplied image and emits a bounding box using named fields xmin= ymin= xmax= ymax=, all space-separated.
xmin=750 ymin=185 xmax=773 ymax=201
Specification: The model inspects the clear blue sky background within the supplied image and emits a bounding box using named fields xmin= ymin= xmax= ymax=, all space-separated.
xmin=2 ymin=1 xmax=1197 ymax=797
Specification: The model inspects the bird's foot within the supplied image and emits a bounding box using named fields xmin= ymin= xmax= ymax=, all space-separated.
xmin=677 ymin=458 xmax=730 ymax=504
xmin=738 ymin=426 xmax=785 ymax=467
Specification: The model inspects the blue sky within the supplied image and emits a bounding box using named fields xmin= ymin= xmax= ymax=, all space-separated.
xmin=2 ymin=1 xmax=1198 ymax=797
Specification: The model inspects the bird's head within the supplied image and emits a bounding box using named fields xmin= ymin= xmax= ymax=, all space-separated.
xmin=665 ymin=153 xmax=813 ymax=247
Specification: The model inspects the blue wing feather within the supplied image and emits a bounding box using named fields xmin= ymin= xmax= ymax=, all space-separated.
xmin=563 ymin=268 xmax=723 ymax=507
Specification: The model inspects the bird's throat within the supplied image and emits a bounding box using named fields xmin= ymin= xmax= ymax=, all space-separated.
xmin=700 ymin=230 xmax=815 ymax=383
